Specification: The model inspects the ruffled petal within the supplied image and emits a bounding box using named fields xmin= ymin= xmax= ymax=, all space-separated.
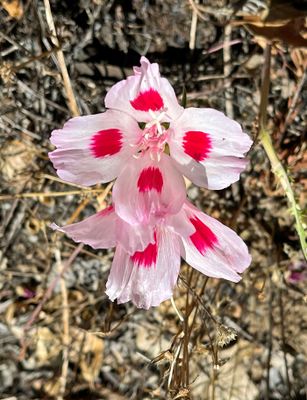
xmin=49 ymin=110 xmax=142 ymax=186
xmin=51 ymin=206 xmax=117 ymax=249
xmin=105 ymin=56 xmax=183 ymax=122
xmin=52 ymin=205 xmax=155 ymax=255
xmin=106 ymin=228 xmax=181 ymax=309
xmin=112 ymin=152 xmax=186 ymax=225
xmin=179 ymin=201 xmax=251 ymax=282
xmin=168 ymin=108 xmax=252 ymax=190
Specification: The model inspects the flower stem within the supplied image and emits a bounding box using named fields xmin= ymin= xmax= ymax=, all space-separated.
xmin=259 ymin=44 xmax=306 ymax=261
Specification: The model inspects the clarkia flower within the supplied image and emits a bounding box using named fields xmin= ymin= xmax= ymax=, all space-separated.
xmin=49 ymin=57 xmax=252 ymax=225
xmin=49 ymin=56 xmax=253 ymax=309
xmin=53 ymin=201 xmax=251 ymax=309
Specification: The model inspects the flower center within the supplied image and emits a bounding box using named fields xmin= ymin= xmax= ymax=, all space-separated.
xmin=134 ymin=109 xmax=169 ymax=161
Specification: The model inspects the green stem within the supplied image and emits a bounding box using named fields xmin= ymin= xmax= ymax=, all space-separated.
xmin=260 ymin=127 xmax=306 ymax=260
xmin=259 ymin=44 xmax=306 ymax=261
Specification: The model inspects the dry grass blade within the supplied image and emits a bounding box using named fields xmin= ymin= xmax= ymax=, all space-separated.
xmin=43 ymin=0 xmax=80 ymax=116
xmin=0 ymin=188 xmax=108 ymax=201
xmin=223 ymin=24 xmax=234 ymax=119
xmin=54 ymin=249 xmax=70 ymax=400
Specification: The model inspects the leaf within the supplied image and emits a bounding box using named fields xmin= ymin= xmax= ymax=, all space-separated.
xmin=246 ymin=18 xmax=307 ymax=48
xmin=264 ymin=0 xmax=307 ymax=23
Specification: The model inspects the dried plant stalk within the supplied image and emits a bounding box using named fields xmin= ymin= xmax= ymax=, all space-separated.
xmin=43 ymin=0 xmax=80 ymax=117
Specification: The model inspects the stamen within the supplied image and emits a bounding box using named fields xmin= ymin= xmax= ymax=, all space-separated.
xmin=133 ymin=152 xmax=141 ymax=159
xmin=148 ymin=109 xmax=156 ymax=120
xmin=157 ymin=111 xmax=166 ymax=122
xmin=137 ymin=107 xmax=169 ymax=158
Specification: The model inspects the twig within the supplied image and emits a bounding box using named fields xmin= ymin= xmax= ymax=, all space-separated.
xmin=43 ymin=0 xmax=80 ymax=117
xmin=205 ymin=39 xmax=242 ymax=55
xmin=179 ymin=274 xmax=218 ymax=324
xmin=223 ymin=24 xmax=234 ymax=119
xmin=40 ymin=173 xmax=90 ymax=189
xmin=278 ymin=287 xmax=291 ymax=398
xmin=284 ymin=69 xmax=306 ymax=128
xmin=0 ymin=188 xmax=108 ymax=201
xmin=54 ymin=250 xmax=70 ymax=400
xmin=278 ymin=70 xmax=306 ymax=145
xmin=0 ymin=115 xmax=40 ymax=139
xmin=171 ymin=296 xmax=184 ymax=322
xmin=13 ymin=46 xmax=60 ymax=72
xmin=16 ymin=79 xmax=69 ymax=113
xmin=259 ymin=44 xmax=271 ymax=130
xmin=181 ymin=268 xmax=194 ymax=387
xmin=188 ymin=0 xmax=207 ymax=22
xmin=168 ymin=339 xmax=183 ymax=389
xmin=20 ymin=243 xmax=83 ymax=357
xmin=189 ymin=0 xmax=198 ymax=50
xmin=259 ymin=44 xmax=307 ymax=261
xmin=265 ymin=274 xmax=274 ymax=400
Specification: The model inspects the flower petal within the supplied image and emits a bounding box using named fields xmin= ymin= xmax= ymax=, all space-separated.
xmin=116 ymin=218 xmax=155 ymax=255
xmin=49 ymin=110 xmax=142 ymax=186
xmin=51 ymin=206 xmax=117 ymax=249
xmin=169 ymin=108 xmax=252 ymax=190
xmin=166 ymin=207 xmax=196 ymax=238
xmin=112 ymin=152 xmax=186 ymax=225
xmin=106 ymin=228 xmax=181 ymax=309
xmin=105 ymin=56 xmax=183 ymax=122
xmin=180 ymin=202 xmax=251 ymax=282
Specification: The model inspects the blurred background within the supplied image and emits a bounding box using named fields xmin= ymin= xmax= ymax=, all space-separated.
xmin=0 ymin=0 xmax=306 ymax=399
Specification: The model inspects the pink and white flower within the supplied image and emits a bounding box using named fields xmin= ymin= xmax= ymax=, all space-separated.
xmin=49 ymin=57 xmax=253 ymax=309
xmin=49 ymin=57 xmax=252 ymax=191
xmin=53 ymin=201 xmax=251 ymax=309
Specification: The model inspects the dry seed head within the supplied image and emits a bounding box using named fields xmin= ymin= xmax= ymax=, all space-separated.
xmin=215 ymin=324 xmax=237 ymax=347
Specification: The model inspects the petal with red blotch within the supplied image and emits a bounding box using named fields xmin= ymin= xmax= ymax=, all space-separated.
xmin=105 ymin=56 xmax=183 ymax=122
xmin=168 ymin=108 xmax=253 ymax=190
xmin=116 ymin=218 xmax=155 ymax=255
xmin=51 ymin=206 xmax=117 ymax=249
xmin=112 ymin=152 xmax=186 ymax=225
xmin=49 ymin=110 xmax=142 ymax=186
xmin=106 ymin=228 xmax=181 ymax=309
xmin=131 ymin=234 xmax=158 ymax=268
xmin=179 ymin=201 xmax=251 ymax=282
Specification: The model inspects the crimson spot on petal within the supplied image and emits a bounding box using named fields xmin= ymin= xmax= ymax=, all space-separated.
xmin=190 ymin=216 xmax=217 ymax=255
xmin=90 ymin=129 xmax=122 ymax=158
xmin=183 ymin=131 xmax=211 ymax=161
xmin=137 ymin=167 xmax=163 ymax=193
xmin=131 ymin=235 xmax=158 ymax=268
xmin=130 ymin=88 xmax=164 ymax=112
